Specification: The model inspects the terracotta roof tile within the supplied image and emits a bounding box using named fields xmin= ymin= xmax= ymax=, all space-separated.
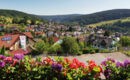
xmin=35 ymin=31 xmax=45 ymax=34
xmin=47 ymin=37 xmax=60 ymax=42
xmin=23 ymin=32 xmax=33 ymax=38
xmin=9 ymin=49 xmax=29 ymax=55
xmin=0 ymin=34 xmax=19 ymax=48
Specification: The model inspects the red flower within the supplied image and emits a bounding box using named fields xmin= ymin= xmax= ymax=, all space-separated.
xmin=64 ymin=68 xmax=68 ymax=72
xmin=6 ymin=70 xmax=10 ymax=73
xmin=79 ymin=62 xmax=86 ymax=68
xmin=88 ymin=60 xmax=97 ymax=70
xmin=64 ymin=72 xmax=67 ymax=76
xmin=4 ymin=57 xmax=13 ymax=63
xmin=12 ymin=60 xmax=18 ymax=66
xmin=69 ymin=63 xmax=78 ymax=69
xmin=64 ymin=58 xmax=70 ymax=63
xmin=99 ymin=66 xmax=103 ymax=72
xmin=88 ymin=60 xmax=95 ymax=65
xmin=43 ymin=57 xmax=53 ymax=65
xmin=83 ymin=70 xmax=88 ymax=74
xmin=72 ymin=58 xmax=79 ymax=64
xmin=95 ymin=73 xmax=101 ymax=79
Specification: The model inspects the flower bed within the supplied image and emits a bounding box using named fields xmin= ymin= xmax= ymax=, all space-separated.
xmin=101 ymin=58 xmax=130 ymax=80
xmin=0 ymin=54 xmax=129 ymax=80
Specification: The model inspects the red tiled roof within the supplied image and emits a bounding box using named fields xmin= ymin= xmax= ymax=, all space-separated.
xmin=4 ymin=33 xmax=14 ymax=35
xmin=47 ymin=37 xmax=60 ymax=42
xmin=0 ymin=32 xmax=33 ymax=48
xmin=25 ymin=27 xmax=34 ymax=30
xmin=35 ymin=31 xmax=45 ymax=34
xmin=0 ymin=34 xmax=19 ymax=48
xmin=9 ymin=49 xmax=29 ymax=55
xmin=23 ymin=32 xmax=33 ymax=38
xmin=0 ymin=24 xmax=7 ymax=27
xmin=57 ymin=25 xmax=62 ymax=28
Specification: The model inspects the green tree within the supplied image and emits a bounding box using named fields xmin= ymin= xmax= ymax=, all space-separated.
xmin=48 ymin=37 xmax=55 ymax=45
xmin=0 ymin=45 xmax=5 ymax=55
xmin=34 ymin=40 xmax=47 ymax=54
xmin=48 ymin=44 xmax=62 ymax=55
xmin=79 ymin=42 xmax=85 ymax=51
xmin=104 ymin=30 xmax=111 ymax=36
xmin=120 ymin=36 xmax=130 ymax=47
xmin=61 ymin=37 xmax=80 ymax=55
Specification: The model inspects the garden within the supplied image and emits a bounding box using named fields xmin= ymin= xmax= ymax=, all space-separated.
xmin=0 ymin=54 xmax=129 ymax=80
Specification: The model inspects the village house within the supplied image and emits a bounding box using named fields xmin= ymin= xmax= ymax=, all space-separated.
xmin=95 ymin=29 xmax=105 ymax=35
xmin=115 ymin=32 xmax=123 ymax=37
xmin=34 ymin=26 xmax=44 ymax=32
xmin=73 ymin=32 xmax=82 ymax=37
xmin=72 ymin=26 xmax=81 ymax=31
xmin=0 ymin=32 xmax=35 ymax=54
xmin=86 ymin=34 xmax=118 ymax=50
xmin=47 ymin=36 xmax=60 ymax=43
xmin=25 ymin=27 xmax=35 ymax=32
xmin=0 ymin=24 xmax=7 ymax=31
xmin=10 ymin=26 xmax=19 ymax=32
xmin=34 ymin=31 xmax=45 ymax=37
xmin=46 ymin=31 xmax=54 ymax=37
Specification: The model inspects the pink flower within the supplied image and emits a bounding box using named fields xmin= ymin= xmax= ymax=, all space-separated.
xmin=4 ymin=57 xmax=13 ymax=63
xmin=0 ymin=61 xmax=5 ymax=67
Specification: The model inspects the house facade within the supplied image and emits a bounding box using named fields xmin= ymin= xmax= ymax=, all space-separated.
xmin=86 ymin=35 xmax=118 ymax=50
xmin=0 ymin=32 xmax=35 ymax=54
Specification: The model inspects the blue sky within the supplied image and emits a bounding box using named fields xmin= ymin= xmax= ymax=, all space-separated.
xmin=0 ymin=0 xmax=130 ymax=15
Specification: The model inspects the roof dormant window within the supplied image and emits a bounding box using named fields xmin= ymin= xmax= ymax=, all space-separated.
xmin=2 ymin=37 xmax=12 ymax=41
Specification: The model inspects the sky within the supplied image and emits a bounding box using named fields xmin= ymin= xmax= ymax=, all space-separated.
xmin=0 ymin=0 xmax=130 ymax=15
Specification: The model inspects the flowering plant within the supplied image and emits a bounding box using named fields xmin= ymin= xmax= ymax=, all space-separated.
xmin=101 ymin=58 xmax=130 ymax=80
xmin=0 ymin=54 xmax=102 ymax=80
xmin=0 ymin=54 xmax=129 ymax=80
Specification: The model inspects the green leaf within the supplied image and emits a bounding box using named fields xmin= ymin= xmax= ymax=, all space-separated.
xmin=67 ymin=73 xmax=72 ymax=80
xmin=93 ymin=67 xmax=100 ymax=72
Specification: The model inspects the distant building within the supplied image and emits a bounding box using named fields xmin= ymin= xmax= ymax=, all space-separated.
xmin=0 ymin=24 xmax=7 ymax=31
xmin=86 ymin=35 xmax=118 ymax=50
xmin=35 ymin=31 xmax=45 ymax=37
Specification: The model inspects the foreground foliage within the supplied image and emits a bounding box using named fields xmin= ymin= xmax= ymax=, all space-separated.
xmin=0 ymin=54 xmax=129 ymax=80
xmin=101 ymin=58 xmax=130 ymax=80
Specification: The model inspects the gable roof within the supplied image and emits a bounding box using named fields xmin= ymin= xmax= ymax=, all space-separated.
xmin=35 ymin=31 xmax=45 ymax=34
xmin=47 ymin=37 xmax=60 ymax=42
xmin=9 ymin=49 xmax=29 ymax=55
xmin=0 ymin=32 xmax=33 ymax=48
xmin=25 ymin=27 xmax=34 ymax=30
xmin=23 ymin=32 xmax=33 ymax=38
xmin=0 ymin=24 xmax=7 ymax=27
xmin=0 ymin=34 xmax=19 ymax=48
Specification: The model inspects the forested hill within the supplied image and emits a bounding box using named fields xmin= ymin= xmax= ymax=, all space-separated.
xmin=0 ymin=9 xmax=41 ymax=20
xmin=62 ymin=9 xmax=130 ymax=25
xmin=39 ymin=14 xmax=82 ymax=23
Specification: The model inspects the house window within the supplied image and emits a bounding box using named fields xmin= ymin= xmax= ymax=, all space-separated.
xmin=7 ymin=41 xmax=10 ymax=44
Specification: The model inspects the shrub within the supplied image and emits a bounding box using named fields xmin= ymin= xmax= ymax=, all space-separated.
xmin=122 ymin=51 xmax=130 ymax=56
xmin=101 ymin=58 xmax=130 ymax=80
xmin=99 ymin=49 xmax=112 ymax=53
xmin=94 ymin=48 xmax=100 ymax=53
xmin=82 ymin=47 xmax=95 ymax=54
xmin=89 ymin=49 xmax=95 ymax=54
xmin=0 ymin=54 xmax=102 ymax=80
xmin=0 ymin=54 xmax=129 ymax=80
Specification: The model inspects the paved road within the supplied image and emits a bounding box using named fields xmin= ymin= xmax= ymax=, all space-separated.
xmin=33 ymin=52 xmax=130 ymax=65
xmin=66 ymin=52 xmax=130 ymax=65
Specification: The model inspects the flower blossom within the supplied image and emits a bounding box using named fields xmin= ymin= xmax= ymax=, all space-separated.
xmin=0 ymin=61 xmax=5 ymax=67
xmin=14 ymin=54 xmax=24 ymax=60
